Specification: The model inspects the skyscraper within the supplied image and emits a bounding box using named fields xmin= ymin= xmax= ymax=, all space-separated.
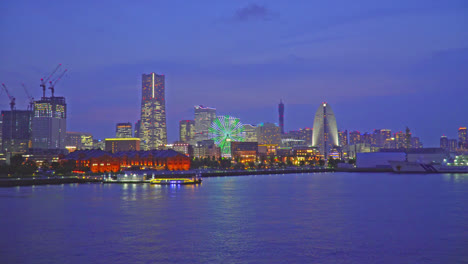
xmin=459 ymin=127 xmax=467 ymax=149
xmin=31 ymin=96 xmax=67 ymax=150
xmin=194 ymin=105 xmax=216 ymax=142
xmin=311 ymin=102 xmax=339 ymax=158
xmin=440 ymin=135 xmax=449 ymax=151
xmin=116 ymin=122 xmax=132 ymax=138
xmin=140 ymin=73 xmax=167 ymax=150
xmin=179 ymin=120 xmax=195 ymax=143
xmin=1 ymin=110 xmax=32 ymax=153
xmin=278 ymin=100 xmax=284 ymax=134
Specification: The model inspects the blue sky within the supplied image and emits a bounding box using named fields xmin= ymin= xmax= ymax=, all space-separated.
xmin=1 ymin=0 xmax=467 ymax=146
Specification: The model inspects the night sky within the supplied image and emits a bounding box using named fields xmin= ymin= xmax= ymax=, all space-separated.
xmin=1 ymin=0 xmax=467 ymax=146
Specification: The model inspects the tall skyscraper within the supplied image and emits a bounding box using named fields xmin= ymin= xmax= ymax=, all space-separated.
xmin=311 ymin=102 xmax=339 ymax=158
xmin=31 ymin=96 xmax=67 ymax=150
xmin=1 ymin=110 xmax=32 ymax=153
xmin=116 ymin=122 xmax=132 ymax=138
xmin=194 ymin=105 xmax=216 ymax=142
xmin=278 ymin=100 xmax=284 ymax=134
xmin=459 ymin=127 xmax=467 ymax=149
xmin=179 ymin=120 xmax=195 ymax=143
xmin=140 ymin=73 xmax=167 ymax=150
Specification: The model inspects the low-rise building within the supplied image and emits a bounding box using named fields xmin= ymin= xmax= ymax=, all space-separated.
xmin=62 ymin=149 xmax=190 ymax=173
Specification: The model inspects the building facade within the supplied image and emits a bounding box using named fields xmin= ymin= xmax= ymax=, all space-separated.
xmin=116 ymin=122 xmax=132 ymax=138
xmin=105 ymin=138 xmax=141 ymax=153
xmin=179 ymin=120 xmax=195 ymax=143
xmin=31 ymin=96 xmax=67 ymax=150
xmin=194 ymin=105 xmax=216 ymax=142
xmin=257 ymin=123 xmax=281 ymax=145
xmin=440 ymin=135 xmax=449 ymax=151
xmin=312 ymin=102 xmax=339 ymax=158
xmin=459 ymin=127 xmax=467 ymax=149
xmin=1 ymin=110 xmax=32 ymax=153
xmin=65 ymin=131 xmax=93 ymax=151
xmin=140 ymin=73 xmax=167 ymax=150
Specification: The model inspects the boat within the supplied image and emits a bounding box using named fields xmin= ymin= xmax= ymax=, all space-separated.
xmin=389 ymin=157 xmax=468 ymax=173
xmin=149 ymin=178 xmax=202 ymax=185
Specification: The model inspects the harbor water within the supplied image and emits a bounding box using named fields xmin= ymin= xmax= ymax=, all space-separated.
xmin=1 ymin=172 xmax=467 ymax=264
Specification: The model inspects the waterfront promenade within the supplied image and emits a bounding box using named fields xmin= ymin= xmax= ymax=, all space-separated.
xmin=0 ymin=167 xmax=333 ymax=187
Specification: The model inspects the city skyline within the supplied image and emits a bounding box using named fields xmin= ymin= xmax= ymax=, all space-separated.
xmin=1 ymin=1 xmax=467 ymax=146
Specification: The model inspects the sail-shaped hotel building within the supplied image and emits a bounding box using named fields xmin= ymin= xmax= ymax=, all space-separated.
xmin=312 ymin=102 xmax=340 ymax=159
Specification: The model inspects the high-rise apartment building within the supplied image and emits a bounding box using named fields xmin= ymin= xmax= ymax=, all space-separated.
xmin=1 ymin=110 xmax=32 ymax=153
xmin=116 ymin=122 xmax=132 ymax=138
xmin=448 ymin=139 xmax=458 ymax=152
xmin=31 ymin=96 xmax=67 ymax=150
xmin=194 ymin=105 xmax=216 ymax=142
xmin=311 ymin=102 xmax=339 ymax=157
xmin=349 ymin=131 xmax=361 ymax=145
xmin=338 ymin=130 xmax=348 ymax=147
xmin=372 ymin=129 xmax=391 ymax=147
xmin=140 ymin=73 xmax=167 ymax=150
xmin=179 ymin=120 xmax=195 ymax=143
xmin=278 ymin=100 xmax=284 ymax=134
xmin=440 ymin=136 xmax=449 ymax=151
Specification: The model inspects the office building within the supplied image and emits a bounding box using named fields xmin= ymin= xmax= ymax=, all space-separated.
xmin=278 ymin=100 xmax=284 ymax=134
xmin=194 ymin=105 xmax=216 ymax=142
xmin=31 ymin=96 xmax=67 ymax=150
xmin=312 ymin=102 xmax=339 ymax=157
xmin=243 ymin=124 xmax=258 ymax=142
xmin=105 ymin=138 xmax=140 ymax=153
xmin=65 ymin=131 xmax=93 ymax=151
xmin=140 ymin=73 xmax=167 ymax=150
xmin=116 ymin=122 xmax=132 ymax=138
xmin=179 ymin=120 xmax=195 ymax=143
xmin=1 ymin=110 xmax=32 ymax=153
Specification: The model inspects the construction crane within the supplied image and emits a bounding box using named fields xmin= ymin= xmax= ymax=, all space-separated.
xmin=40 ymin=64 xmax=61 ymax=98
xmin=22 ymin=83 xmax=34 ymax=111
xmin=49 ymin=69 xmax=67 ymax=97
xmin=1 ymin=83 xmax=16 ymax=111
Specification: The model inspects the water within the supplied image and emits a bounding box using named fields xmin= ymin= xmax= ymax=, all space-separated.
xmin=1 ymin=172 xmax=467 ymax=264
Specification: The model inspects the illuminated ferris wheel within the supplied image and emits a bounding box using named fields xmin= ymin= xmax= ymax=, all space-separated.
xmin=209 ymin=115 xmax=245 ymax=156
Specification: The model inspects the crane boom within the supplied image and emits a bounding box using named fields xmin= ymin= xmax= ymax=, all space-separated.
xmin=1 ymin=83 xmax=16 ymax=110
xmin=40 ymin=64 xmax=61 ymax=98
xmin=22 ymin=83 xmax=34 ymax=111
xmin=49 ymin=69 xmax=68 ymax=97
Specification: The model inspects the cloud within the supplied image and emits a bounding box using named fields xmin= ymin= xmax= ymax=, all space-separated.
xmin=234 ymin=4 xmax=273 ymax=21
